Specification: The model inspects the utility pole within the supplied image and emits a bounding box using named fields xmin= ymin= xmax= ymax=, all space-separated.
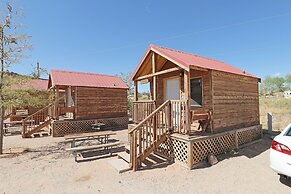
xmin=37 ymin=62 xmax=40 ymax=78
xmin=0 ymin=26 xmax=5 ymax=154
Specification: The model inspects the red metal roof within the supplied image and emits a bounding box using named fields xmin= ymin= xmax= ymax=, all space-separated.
xmin=132 ymin=44 xmax=258 ymax=80
xmin=49 ymin=70 xmax=128 ymax=89
xmin=28 ymin=79 xmax=49 ymax=90
xmin=21 ymin=79 xmax=48 ymax=91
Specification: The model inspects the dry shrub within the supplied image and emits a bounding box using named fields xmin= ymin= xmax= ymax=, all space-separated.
xmin=260 ymin=97 xmax=291 ymax=131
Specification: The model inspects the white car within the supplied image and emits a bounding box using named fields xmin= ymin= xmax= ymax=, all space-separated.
xmin=270 ymin=123 xmax=291 ymax=179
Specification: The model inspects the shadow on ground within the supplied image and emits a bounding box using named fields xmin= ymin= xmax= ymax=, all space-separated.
xmin=77 ymin=146 xmax=124 ymax=162
xmin=192 ymin=132 xmax=276 ymax=170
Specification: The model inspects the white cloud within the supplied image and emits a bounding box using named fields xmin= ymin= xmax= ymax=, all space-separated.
xmin=273 ymin=72 xmax=281 ymax=77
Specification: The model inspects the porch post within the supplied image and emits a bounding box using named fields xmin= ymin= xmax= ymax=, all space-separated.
xmin=152 ymin=52 xmax=157 ymax=102
xmin=55 ymin=86 xmax=59 ymax=120
xmin=133 ymin=81 xmax=138 ymax=123
xmin=52 ymin=87 xmax=56 ymax=119
xmin=149 ymin=80 xmax=153 ymax=101
xmin=152 ymin=52 xmax=157 ymax=143
xmin=184 ymin=70 xmax=190 ymax=134
xmin=134 ymin=81 xmax=138 ymax=101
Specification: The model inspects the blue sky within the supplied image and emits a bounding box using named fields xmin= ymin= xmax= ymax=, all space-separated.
xmin=8 ymin=0 xmax=291 ymax=80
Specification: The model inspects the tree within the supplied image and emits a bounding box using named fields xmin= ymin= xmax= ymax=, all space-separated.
xmin=272 ymin=76 xmax=286 ymax=92
xmin=260 ymin=75 xmax=286 ymax=95
xmin=117 ymin=72 xmax=133 ymax=116
xmin=0 ymin=2 xmax=31 ymax=154
xmin=30 ymin=62 xmax=48 ymax=79
xmin=117 ymin=72 xmax=133 ymax=94
xmin=285 ymin=74 xmax=291 ymax=89
xmin=2 ymin=74 xmax=50 ymax=108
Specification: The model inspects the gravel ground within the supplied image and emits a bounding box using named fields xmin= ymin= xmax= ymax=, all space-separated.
xmin=0 ymin=129 xmax=290 ymax=194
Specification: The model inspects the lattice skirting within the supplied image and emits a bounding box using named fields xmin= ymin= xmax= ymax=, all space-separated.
xmin=158 ymin=125 xmax=262 ymax=169
xmin=52 ymin=116 xmax=128 ymax=137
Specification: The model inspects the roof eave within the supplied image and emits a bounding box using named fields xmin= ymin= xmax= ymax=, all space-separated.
xmin=130 ymin=45 xmax=190 ymax=81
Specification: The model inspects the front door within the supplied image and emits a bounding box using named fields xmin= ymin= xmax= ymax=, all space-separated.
xmin=165 ymin=78 xmax=180 ymax=100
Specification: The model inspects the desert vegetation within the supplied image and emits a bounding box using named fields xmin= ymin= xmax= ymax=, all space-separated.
xmin=260 ymin=97 xmax=290 ymax=131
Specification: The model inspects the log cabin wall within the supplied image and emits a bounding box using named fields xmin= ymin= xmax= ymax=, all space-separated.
xmin=75 ymin=86 xmax=128 ymax=120
xmin=211 ymin=70 xmax=260 ymax=132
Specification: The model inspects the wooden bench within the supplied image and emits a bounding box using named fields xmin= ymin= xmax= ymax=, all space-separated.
xmin=191 ymin=109 xmax=213 ymax=133
xmin=66 ymin=141 xmax=120 ymax=161
xmin=64 ymin=131 xmax=118 ymax=161
xmin=4 ymin=119 xmax=34 ymax=128
xmin=4 ymin=120 xmax=35 ymax=135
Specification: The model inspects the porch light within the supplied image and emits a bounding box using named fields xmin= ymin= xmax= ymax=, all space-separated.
xmin=179 ymin=72 xmax=184 ymax=77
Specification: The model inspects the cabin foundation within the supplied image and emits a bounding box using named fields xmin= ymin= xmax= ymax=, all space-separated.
xmin=158 ymin=125 xmax=262 ymax=169
xmin=52 ymin=116 xmax=128 ymax=137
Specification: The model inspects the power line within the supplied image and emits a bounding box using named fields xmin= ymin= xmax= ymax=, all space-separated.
xmin=94 ymin=11 xmax=291 ymax=54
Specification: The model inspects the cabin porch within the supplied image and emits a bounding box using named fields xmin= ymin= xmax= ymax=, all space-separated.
xmin=132 ymin=55 xmax=213 ymax=136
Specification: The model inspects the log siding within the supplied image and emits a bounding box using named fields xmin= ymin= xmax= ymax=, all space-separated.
xmin=211 ymin=70 xmax=260 ymax=132
xmin=75 ymin=86 xmax=128 ymax=120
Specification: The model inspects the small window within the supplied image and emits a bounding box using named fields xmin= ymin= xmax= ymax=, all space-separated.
xmin=190 ymin=78 xmax=202 ymax=107
xmin=286 ymin=129 xmax=291 ymax=136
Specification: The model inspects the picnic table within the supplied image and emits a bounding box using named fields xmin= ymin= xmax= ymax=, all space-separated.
xmin=65 ymin=131 xmax=119 ymax=161
xmin=4 ymin=119 xmax=34 ymax=128
xmin=4 ymin=121 xmax=22 ymax=128
xmin=65 ymin=131 xmax=116 ymax=148
xmin=4 ymin=120 xmax=34 ymax=135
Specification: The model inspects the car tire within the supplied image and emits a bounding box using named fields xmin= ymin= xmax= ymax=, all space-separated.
xmin=279 ymin=174 xmax=291 ymax=187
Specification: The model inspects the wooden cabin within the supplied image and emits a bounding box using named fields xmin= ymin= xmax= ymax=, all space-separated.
xmin=22 ymin=70 xmax=128 ymax=137
xmin=127 ymin=45 xmax=262 ymax=170
xmin=7 ymin=78 xmax=49 ymax=121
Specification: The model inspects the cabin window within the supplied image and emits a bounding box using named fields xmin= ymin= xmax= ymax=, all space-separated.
xmin=190 ymin=78 xmax=202 ymax=107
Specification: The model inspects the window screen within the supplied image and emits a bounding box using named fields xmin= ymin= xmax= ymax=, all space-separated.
xmin=190 ymin=78 xmax=202 ymax=107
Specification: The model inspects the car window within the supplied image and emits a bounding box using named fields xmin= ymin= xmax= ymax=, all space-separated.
xmin=286 ymin=128 xmax=291 ymax=136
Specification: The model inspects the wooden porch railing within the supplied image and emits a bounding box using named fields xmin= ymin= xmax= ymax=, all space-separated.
xmin=132 ymin=100 xmax=156 ymax=123
xmin=170 ymin=100 xmax=187 ymax=134
xmin=4 ymin=106 xmax=14 ymax=120
xmin=129 ymin=100 xmax=171 ymax=171
xmin=22 ymin=96 xmax=66 ymax=138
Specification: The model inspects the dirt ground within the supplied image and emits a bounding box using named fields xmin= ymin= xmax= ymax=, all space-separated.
xmin=0 ymin=128 xmax=290 ymax=194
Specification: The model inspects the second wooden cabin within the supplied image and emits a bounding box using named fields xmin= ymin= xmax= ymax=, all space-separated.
xmin=22 ymin=70 xmax=128 ymax=137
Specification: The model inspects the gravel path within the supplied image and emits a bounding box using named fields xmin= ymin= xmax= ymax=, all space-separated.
xmin=0 ymin=129 xmax=290 ymax=194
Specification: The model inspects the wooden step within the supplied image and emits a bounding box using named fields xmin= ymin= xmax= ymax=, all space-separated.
xmin=142 ymin=158 xmax=154 ymax=166
xmin=147 ymin=153 xmax=167 ymax=164
xmin=139 ymin=153 xmax=171 ymax=169
xmin=31 ymin=131 xmax=50 ymax=138
xmin=23 ymin=119 xmax=52 ymax=138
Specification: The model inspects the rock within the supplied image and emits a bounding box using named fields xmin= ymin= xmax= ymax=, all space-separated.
xmin=207 ymin=153 xmax=218 ymax=166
